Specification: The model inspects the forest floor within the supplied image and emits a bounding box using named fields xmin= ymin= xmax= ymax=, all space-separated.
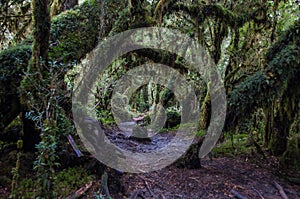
xmin=84 ymin=128 xmax=300 ymax=199
xmin=0 ymin=127 xmax=300 ymax=199
xmin=108 ymin=156 xmax=300 ymax=199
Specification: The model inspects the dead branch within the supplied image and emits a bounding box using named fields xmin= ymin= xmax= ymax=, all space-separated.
xmin=66 ymin=181 xmax=93 ymax=199
xmin=230 ymin=189 xmax=247 ymax=199
xmin=140 ymin=177 xmax=154 ymax=197
xmin=273 ymin=181 xmax=289 ymax=199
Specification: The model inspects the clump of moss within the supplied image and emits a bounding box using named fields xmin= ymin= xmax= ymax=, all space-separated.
xmin=49 ymin=0 xmax=102 ymax=64
xmin=212 ymin=133 xmax=251 ymax=157
xmin=15 ymin=166 xmax=93 ymax=198
xmin=280 ymin=134 xmax=300 ymax=171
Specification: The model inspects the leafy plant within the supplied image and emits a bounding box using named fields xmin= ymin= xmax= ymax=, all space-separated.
xmin=33 ymin=123 xmax=60 ymax=198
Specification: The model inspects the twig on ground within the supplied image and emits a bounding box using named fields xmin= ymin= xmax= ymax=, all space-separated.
xmin=230 ymin=189 xmax=247 ymax=199
xmin=66 ymin=181 xmax=93 ymax=199
xmin=273 ymin=181 xmax=289 ymax=199
xmin=158 ymin=193 xmax=166 ymax=199
xmin=143 ymin=179 xmax=154 ymax=197
xmin=137 ymin=176 xmax=154 ymax=197
xmin=253 ymin=187 xmax=265 ymax=199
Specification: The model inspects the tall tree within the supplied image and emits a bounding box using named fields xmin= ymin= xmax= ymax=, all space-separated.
xmin=20 ymin=0 xmax=51 ymax=150
xmin=31 ymin=0 xmax=51 ymax=72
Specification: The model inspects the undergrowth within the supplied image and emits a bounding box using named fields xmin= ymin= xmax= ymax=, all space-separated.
xmin=212 ymin=133 xmax=252 ymax=157
xmin=15 ymin=166 xmax=93 ymax=198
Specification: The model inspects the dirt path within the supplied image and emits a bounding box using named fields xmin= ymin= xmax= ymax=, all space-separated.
xmin=111 ymin=157 xmax=300 ymax=198
xmin=1 ymin=126 xmax=299 ymax=198
xmin=83 ymin=128 xmax=300 ymax=199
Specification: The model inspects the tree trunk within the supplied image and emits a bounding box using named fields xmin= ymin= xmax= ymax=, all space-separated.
xmin=266 ymin=74 xmax=300 ymax=156
xmin=31 ymin=0 xmax=51 ymax=69
xmin=0 ymin=1 xmax=105 ymax=132
xmin=19 ymin=0 xmax=51 ymax=150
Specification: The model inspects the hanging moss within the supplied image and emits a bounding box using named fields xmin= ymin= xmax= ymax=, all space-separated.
xmin=199 ymin=84 xmax=211 ymax=130
xmin=228 ymin=19 xmax=300 ymax=124
xmin=159 ymin=1 xmax=266 ymax=29
xmin=0 ymin=0 xmax=110 ymax=130
xmin=109 ymin=0 xmax=155 ymax=35
xmin=51 ymin=0 xmax=78 ymax=16
xmin=226 ymin=19 xmax=300 ymax=160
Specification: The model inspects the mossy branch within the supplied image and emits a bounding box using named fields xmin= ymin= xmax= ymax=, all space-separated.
xmin=156 ymin=1 xmax=267 ymax=29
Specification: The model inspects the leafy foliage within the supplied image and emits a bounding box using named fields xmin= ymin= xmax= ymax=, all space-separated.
xmin=0 ymin=0 xmax=32 ymax=49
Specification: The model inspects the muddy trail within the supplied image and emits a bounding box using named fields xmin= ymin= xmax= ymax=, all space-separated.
xmin=84 ymin=125 xmax=300 ymax=199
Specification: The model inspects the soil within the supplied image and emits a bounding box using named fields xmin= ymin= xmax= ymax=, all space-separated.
xmin=1 ymin=127 xmax=300 ymax=199
xmin=112 ymin=157 xmax=300 ymax=198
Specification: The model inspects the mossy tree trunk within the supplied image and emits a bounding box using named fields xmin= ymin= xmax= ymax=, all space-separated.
xmin=20 ymin=0 xmax=51 ymax=151
xmin=265 ymin=74 xmax=300 ymax=156
xmin=31 ymin=0 xmax=51 ymax=70
xmin=281 ymin=108 xmax=300 ymax=170
xmin=0 ymin=0 xmax=107 ymax=134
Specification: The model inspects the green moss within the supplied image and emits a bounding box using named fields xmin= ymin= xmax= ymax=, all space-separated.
xmin=0 ymin=0 xmax=105 ymax=130
xmin=53 ymin=166 xmax=93 ymax=197
xmin=0 ymin=45 xmax=31 ymax=86
xmin=212 ymin=133 xmax=251 ymax=157
xmin=195 ymin=130 xmax=206 ymax=137
xmin=228 ymin=20 xmax=300 ymax=126
xmin=49 ymin=0 xmax=101 ymax=64
xmin=280 ymin=134 xmax=300 ymax=170
xmin=15 ymin=166 xmax=93 ymax=198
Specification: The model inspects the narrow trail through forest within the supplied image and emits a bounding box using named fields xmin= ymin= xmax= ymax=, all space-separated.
xmin=84 ymin=126 xmax=300 ymax=199
xmin=114 ymin=156 xmax=300 ymax=199
xmin=1 ymin=125 xmax=299 ymax=198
